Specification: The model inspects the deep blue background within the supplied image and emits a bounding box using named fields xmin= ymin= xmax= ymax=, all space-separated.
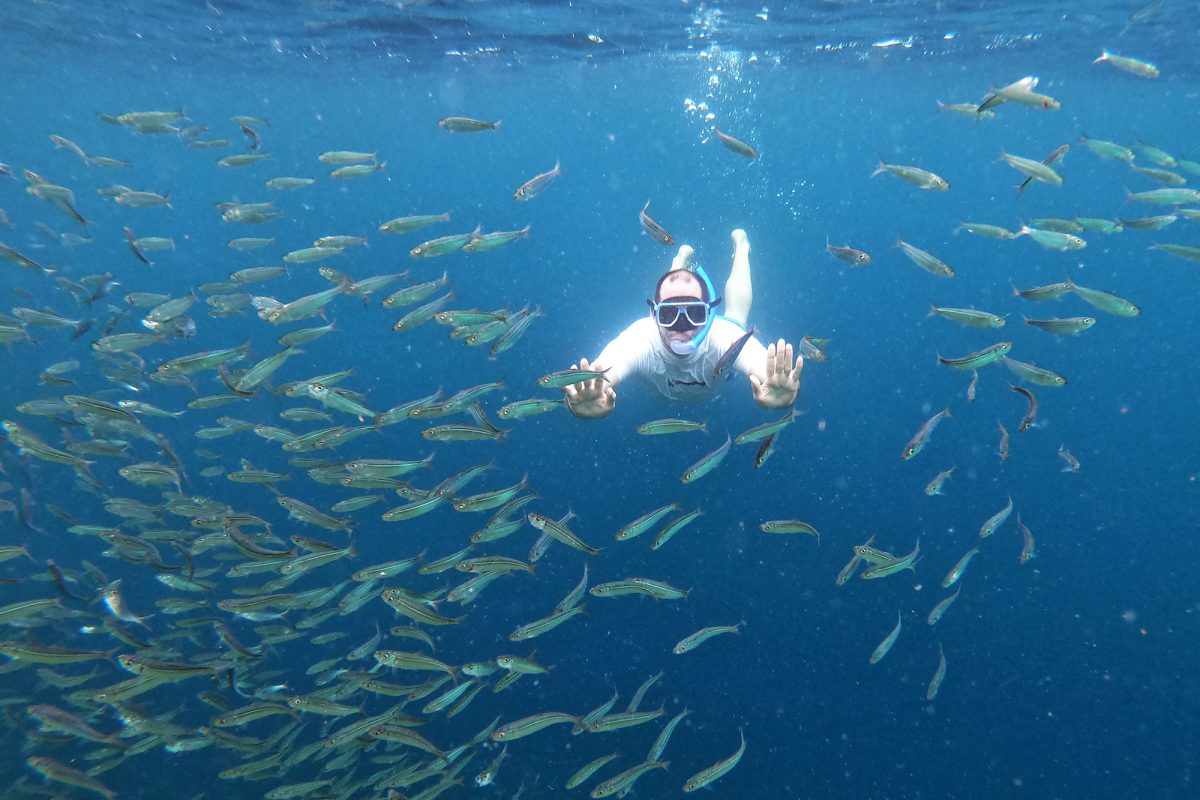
xmin=1 ymin=2 xmax=1198 ymax=798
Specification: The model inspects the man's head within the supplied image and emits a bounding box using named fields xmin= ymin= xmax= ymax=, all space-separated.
xmin=649 ymin=269 xmax=718 ymax=357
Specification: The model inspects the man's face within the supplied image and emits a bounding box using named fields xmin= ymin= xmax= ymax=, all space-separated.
xmin=654 ymin=272 xmax=704 ymax=356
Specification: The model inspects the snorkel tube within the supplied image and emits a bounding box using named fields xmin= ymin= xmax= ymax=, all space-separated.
xmin=666 ymin=265 xmax=719 ymax=356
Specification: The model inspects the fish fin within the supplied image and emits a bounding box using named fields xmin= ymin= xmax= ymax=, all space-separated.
xmin=870 ymin=155 xmax=887 ymax=178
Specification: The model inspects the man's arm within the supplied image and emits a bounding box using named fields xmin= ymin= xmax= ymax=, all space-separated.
xmin=562 ymin=320 xmax=654 ymax=419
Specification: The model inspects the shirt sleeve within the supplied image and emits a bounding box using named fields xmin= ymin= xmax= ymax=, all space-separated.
xmin=592 ymin=318 xmax=656 ymax=386
xmin=733 ymin=334 xmax=769 ymax=383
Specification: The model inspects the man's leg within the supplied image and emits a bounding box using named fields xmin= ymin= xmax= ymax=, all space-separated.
xmin=670 ymin=244 xmax=695 ymax=272
xmin=724 ymin=229 xmax=753 ymax=328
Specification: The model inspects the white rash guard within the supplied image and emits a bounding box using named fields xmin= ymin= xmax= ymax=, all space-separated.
xmin=592 ymin=316 xmax=768 ymax=404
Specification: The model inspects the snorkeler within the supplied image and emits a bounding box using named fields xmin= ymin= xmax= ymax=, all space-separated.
xmin=563 ymin=229 xmax=802 ymax=419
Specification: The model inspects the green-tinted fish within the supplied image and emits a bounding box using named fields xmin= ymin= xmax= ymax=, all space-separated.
xmin=227 ymin=236 xmax=275 ymax=251
xmin=380 ymin=588 xmax=462 ymax=625
xmin=869 ymin=612 xmax=903 ymax=665
xmin=637 ymin=418 xmax=708 ymax=436
xmin=926 ymin=645 xmax=948 ymax=700
xmin=936 ymin=100 xmax=997 ymax=121
xmin=1059 ymin=445 xmax=1081 ymax=472
xmin=379 ymin=212 xmax=450 ymax=234
xmin=585 ymin=760 xmax=664 ymax=798
xmin=925 ymin=467 xmax=954 ymax=496
xmin=713 ymin=127 xmax=758 ymax=158
xmin=406 ymin=226 xmax=473 ymax=258
xmin=497 ymin=397 xmax=565 ymax=420
xmin=611 ymin=503 xmax=680 ymax=542
xmin=1031 ymin=217 xmax=1082 ymax=233
xmin=733 ymin=409 xmax=796 ymax=445
xmin=513 ymin=160 xmax=561 ymax=201
xmin=680 ymin=434 xmax=732 ymax=483
xmin=1023 ymin=315 xmax=1096 ymax=335
xmin=651 ymin=508 xmax=703 ymax=550
xmin=1012 ymin=280 xmax=1073 ymax=302
xmin=509 ymin=606 xmax=584 ymax=641
xmin=538 ymin=366 xmax=611 ymax=389
xmin=567 ymin=753 xmax=621 ymax=790
xmin=491 ymin=711 xmax=580 ymax=741
xmin=1152 ymin=243 xmax=1200 ymax=262
xmin=266 ymin=176 xmax=315 ymax=190
xmin=861 ymin=538 xmax=920 ymax=579
xmin=1075 ymin=216 xmax=1123 ymax=234
xmin=439 ymin=116 xmax=500 ymax=132
xmin=640 ymin=201 xmax=675 ymax=246
xmin=331 ymin=161 xmax=385 ymax=179
xmin=27 ymin=756 xmax=116 ymax=799
xmin=928 ymin=304 xmax=1005 ymax=328
xmin=711 ymin=326 xmax=757 ymax=382
xmin=1017 ymin=144 xmax=1070 ymax=191
xmin=1002 ymin=356 xmax=1067 ymax=387
xmin=872 ymin=158 xmax=949 ymax=190
xmin=938 ymin=341 xmax=1012 ymax=370
xmin=978 ymin=496 xmax=1015 ymax=538
xmin=319 ymin=150 xmax=375 ymax=165
xmin=1018 ymin=225 xmax=1086 ymax=250
xmin=958 ymin=222 xmax=1016 ymax=239
xmin=896 ymin=239 xmax=955 ymax=277
xmin=1120 ymin=213 xmax=1178 ymax=229
xmin=682 ymin=728 xmax=746 ymax=792
xmin=674 ymin=623 xmax=741 ymax=654
xmin=759 ymin=520 xmax=820 ymax=541
xmin=943 ymin=547 xmax=980 ymax=587
xmin=282 ymin=245 xmax=343 ymax=264
xmin=1128 ymin=187 xmax=1200 ymax=206
xmin=1018 ymin=516 xmax=1036 ymax=563
xmin=826 ymin=238 xmax=871 ymax=266
xmin=1000 ymin=150 xmax=1062 ymax=185
xmin=277 ymin=495 xmax=352 ymax=532
xmin=1094 ymin=50 xmax=1159 ymax=78
xmin=527 ymin=512 xmax=598 ymax=555
xmin=218 ymin=152 xmax=271 ymax=168
xmin=927 ymin=586 xmax=962 ymax=625
xmin=1078 ymin=133 xmax=1134 ymax=162
xmin=899 ymin=408 xmax=949 ymax=462
xmin=464 ymin=225 xmax=531 ymax=253
xmin=382 ymin=273 xmax=450 ymax=308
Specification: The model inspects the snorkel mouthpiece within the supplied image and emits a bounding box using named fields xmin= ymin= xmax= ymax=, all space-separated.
xmin=669 ymin=338 xmax=696 ymax=356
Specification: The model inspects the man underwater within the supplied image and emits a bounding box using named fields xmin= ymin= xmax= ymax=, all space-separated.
xmin=563 ymin=229 xmax=803 ymax=419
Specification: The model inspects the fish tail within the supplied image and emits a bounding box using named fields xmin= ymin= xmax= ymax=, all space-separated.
xmin=870 ymin=155 xmax=887 ymax=178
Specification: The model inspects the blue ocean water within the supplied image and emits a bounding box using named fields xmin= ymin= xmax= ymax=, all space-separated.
xmin=1 ymin=1 xmax=1198 ymax=798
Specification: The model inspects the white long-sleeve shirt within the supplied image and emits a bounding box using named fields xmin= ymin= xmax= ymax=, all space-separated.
xmin=592 ymin=316 xmax=768 ymax=404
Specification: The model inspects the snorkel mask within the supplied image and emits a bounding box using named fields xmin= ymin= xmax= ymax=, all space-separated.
xmin=648 ymin=265 xmax=721 ymax=356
